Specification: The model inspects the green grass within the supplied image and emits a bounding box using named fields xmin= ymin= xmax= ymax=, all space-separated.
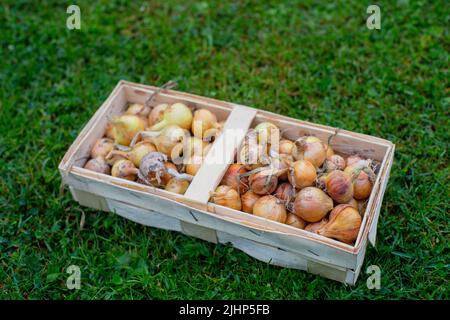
xmin=0 ymin=0 xmax=449 ymax=299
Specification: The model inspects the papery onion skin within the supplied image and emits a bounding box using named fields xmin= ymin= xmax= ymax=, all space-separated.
xmin=128 ymin=141 xmax=157 ymax=167
xmin=279 ymin=139 xmax=295 ymax=155
xmin=148 ymin=103 xmax=169 ymax=127
xmin=254 ymin=122 xmax=280 ymax=145
xmin=344 ymin=166 xmax=374 ymax=200
xmin=274 ymin=182 xmax=295 ymax=203
xmin=192 ymin=108 xmax=218 ymax=139
xmin=105 ymin=122 xmax=115 ymax=140
xmin=253 ymin=195 xmax=287 ymax=223
xmin=293 ymin=187 xmax=333 ymax=222
xmin=126 ymin=103 xmax=151 ymax=118
xmin=221 ymin=164 xmax=249 ymax=194
xmin=325 ymin=145 xmax=334 ymax=158
xmin=317 ymin=204 xmax=362 ymax=244
xmin=112 ymin=115 xmax=146 ymax=146
xmin=288 ymin=159 xmax=317 ymax=189
xmin=275 ymin=154 xmax=293 ymax=181
xmin=241 ymin=191 xmax=260 ymax=213
xmin=91 ymin=138 xmax=114 ymax=159
xmin=286 ymin=213 xmax=306 ymax=229
xmin=324 ymin=154 xmax=346 ymax=172
xmin=305 ymin=219 xmax=328 ymax=234
xmin=111 ymin=159 xmax=138 ymax=181
xmin=249 ymin=169 xmax=278 ymax=195
xmin=292 ymin=136 xmax=327 ymax=168
xmin=325 ymin=170 xmax=354 ymax=204
xmin=346 ymin=155 xmax=363 ymax=167
xmin=84 ymin=158 xmax=111 ymax=174
xmin=165 ymin=178 xmax=190 ymax=194
xmin=211 ymin=185 xmax=242 ymax=211
xmin=150 ymin=102 xmax=193 ymax=131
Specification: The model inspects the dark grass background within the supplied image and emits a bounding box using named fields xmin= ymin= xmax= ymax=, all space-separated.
xmin=0 ymin=0 xmax=449 ymax=299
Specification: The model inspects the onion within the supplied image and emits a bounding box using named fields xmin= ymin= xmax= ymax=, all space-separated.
xmin=105 ymin=122 xmax=115 ymax=140
xmin=211 ymin=185 xmax=242 ymax=211
xmin=150 ymin=102 xmax=193 ymax=131
xmin=185 ymin=155 xmax=203 ymax=176
xmin=107 ymin=141 xmax=156 ymax=167
xmin=305 ymin=219 xmax=328 ymax=234
xmin=346 ymin=155 xmax=363 ymax=167
xmin=317 ymin=204 xmax=362 ymax=244
xmin=137 ymin=125 xmax=190 ymax=156
xmin=286 ymin=213 xmax=306 ymax=229
xmin=326 ymin=145 xmax=334 ymax=158
xmin=345 ymin=166 xmax=373 ymax=200
xmin=324 ymin=154 xmax=346 ymax=172
xmin=292 ymin=136 xmax=327 ymax=168
xmin=293 ymin=187 xmax=333 ymax=222
xmin=288 ymin=159 xmax=317 ymax=189
xmin=248 ymin=167 xmax=282 ymax=195
xmin=192 ymin=108 xmax=219 ymax=140
xmin=111 ymin=159 xmax=138 ymax=181
xmin=273 ymin=154 xmax=293 ymax=181
xmin=325 ymin=170 xmax=354 ymax=203
xmin=171 ymin=137 xmax=208 ymax=164
xmin=165 ymin=178 xmax=190 ymax=194
xmin=221 ymin=164 xmax=249 ymax=194
xmin=238 ymin=142 xmax=268 ymax=170
xmin=253 ymin=195 xmax=287 ymax=223
xmin=254 ymin=122 xmax=280 ymax=145
xmin=84 ymin=157 xmax=110 ymax=174
xmin=274 ymin=182 xmax=295 ymax=203
xmin=111 ymin=114 xmax=146 ymax=146
xmin=90 ymin=138 xmax=114 ymax=159
xmin=148 ymin=103 xmax=169 ymax=127
xmin=241 ymin=191 xmax=260 ymax=213
xmin=345 ymin=198 xmax=358 ymax=209
xmin=279 ymin=139 xmax=295 ymax=155
xmin=126 ymin=103 xmax=151 ymax=118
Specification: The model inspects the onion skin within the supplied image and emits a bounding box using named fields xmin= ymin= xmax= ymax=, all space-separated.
xmin=112 ymin=115 xmax=146 ymax=146
xmin=293 ymin=187 xmax=333 ymax=222
xmin=305 ymin=219 xmax=328 ymax=234
xmin=84 ymin=158 xmax=111 ymax=174
xmin=317 ymin=204 xmax=362 ymax=244
xmin=148 ymin=103 xmax=168 ymax=127
xmin=211 ymin=185 xmax=242 ymax=211
xmin=126 ymin=103 xmax=151 ymax=118
xmin=346 ymin=155 xmax=363 ymax=167
xmin=253 ymin=195 xmax=287 ymax=223
xmin=221 ymin=164 xmax=249 ymax=194
xmin=171 ymin=137 xmax=208 ymax=164
xmin=324 ymin=154 xmax=346 ymax=172
xmin=279 ymin=139 xmax=294 ymax=155
xmin=150 ymin=102 xmax=193 ymax=131
xmin=345 ymin=198 xmax=358 ymax=209
xmin=241 ymin=191 xmax=260 ymax=213
xmin=128 ymin=141 xmax=157 ymax=167
xmin=142 ymin=125 xmax=189 ymax=156
xmin=111 ymin=159 xmax=138 ymax=181
xmin=286 ymin=213 xmax=306 ymax=229
xmin=105 ymin=122 xmax=115 ymax=140
xmin=274 ymin=183 xmax=295 ymax=203
xmin=325 ymin=145 xmax=334 ymax=158
xmin=192 ymin=108 xmax=218 ymax=139
xmin=344 ymin=166 xmax=374 ymax=200
xmin=91 ymin=138 xmax=114 ymax=159
xmin=254 ymin=122 xmax=280 ymax=145
xmin=292 ymin=136 xmax=327 ymax=168
xmin=249 ymin=169 xmax=278 ymax=195
xmin=165 ymin=178 xmax=190 ymax=194
xmin=275 ymin=154 xmax=293 ymax=181
xmin=325 ymin=170 xmax=354 ymax=203
xmin=288 ymin=160 xmax=317 ymax=189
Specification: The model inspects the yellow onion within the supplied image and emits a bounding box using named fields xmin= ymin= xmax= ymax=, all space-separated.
xmin=273 ymin=154 xmax=293 ymax=181
xmin=344 ymin=165 xmax=374 ymax=200
xmin=288 ymin=159 xmax=317 ymax=189
xmin=84 ymin=157 xmax=110 ymax=174
xmin=211 ymin=185 xmax=242 ymax=211
xmin=286 ymin=213 xmax=306 ymax=229
xmin=148 ymin=103 xmax=169 ymax=127
xmin=254 ymin=122 xmax=280 ymax=145
xmin=324 ymin=154 xmax=346 ymax=172
xmin=171 ymin=136 xmax=208 ymax=164
xmin=237 ymin=137 xmax=268 ymax=170
xmin=248 ymin=167 xmax=284 ymax=195
xmin=346 ymin=155 xmax=363 ymax=167
xmin=221 ymin=164 xmax=249 ymax=194
xmin=90 ymin=138 xmax=114 ymax=159
xmin=126 ymin=103 xmax=151 ymax=118
xmin=241 ymin=191 xmax=260 ymax=213
xmin=253 ymin=195 xmax=287 ymax=223
xmin=279 ymin=139 xmax=295 ymax=155
xmin=274 ymin=182 xmax=295 ymax=203
xmin=292 ymin=136 xmax=327 ymax=168
xmin=345 ymin=198 xmax=358 ymax=209
xmin=106 ymin=141 xmax=157 ymax=167
xmin=111 ymin=114 xmax=146 ymax=146
xmin=150 ymin=102 xmax=193 ymax=131
xmin=192 ymin=108 xmax=220 ymax=140
xmin=293 ymin=187 xmax=333 ymax=222
xmin=317 ymin=204 xmax=362 ymax=244
xmin=305 ymin=219 xmax=329 ymax=234
xmin=137 ymin=125 xmax=190 ymax=156
xmin=185 ymin=155 xmax=203 ymax=176
xmin=165 ymin=178 xmax=190 ymax=194
xmin=324 ymin=170 xmax=354 ymax=203
xmin=111 ymin=159 xmax=138 ymax=181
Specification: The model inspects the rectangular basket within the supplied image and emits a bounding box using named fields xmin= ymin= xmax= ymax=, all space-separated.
xmin=59 ymin=80 xmax=395 ymax=285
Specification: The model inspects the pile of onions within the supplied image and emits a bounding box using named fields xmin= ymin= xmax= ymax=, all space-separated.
xmin=165 ymin=178 xmax=190 ymax=195
xmin=288 ymin=159 xmax=317 ymax=189
xmin=248 ymin=167 xmax=283 ymax=195
xmin=274 ymin=182 xmax=295 ymax=203
xmin=316 ymin=204 xmax=362 ymax=244
xmin=192 ymin=108 xmax=221 ymax=140
xmin=106 ymin=141 xmax=156 ymax=167
xmin=253 ymin=195 xmax=287 ymax=223
xmin=291 ymin=136 xmax=327 ymax=168
xmin=324 ymin=154 xmax=346 ymax=172
xmin=136 ymin=125 xmax=189 ymax=156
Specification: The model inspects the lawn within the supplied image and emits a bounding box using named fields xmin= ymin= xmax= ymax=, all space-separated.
xmin=0 ymin=0 xmax=448 ymax=299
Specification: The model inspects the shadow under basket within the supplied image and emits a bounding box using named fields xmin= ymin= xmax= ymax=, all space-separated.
xmin=59 ymin=80 xmax=395 ymax=285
